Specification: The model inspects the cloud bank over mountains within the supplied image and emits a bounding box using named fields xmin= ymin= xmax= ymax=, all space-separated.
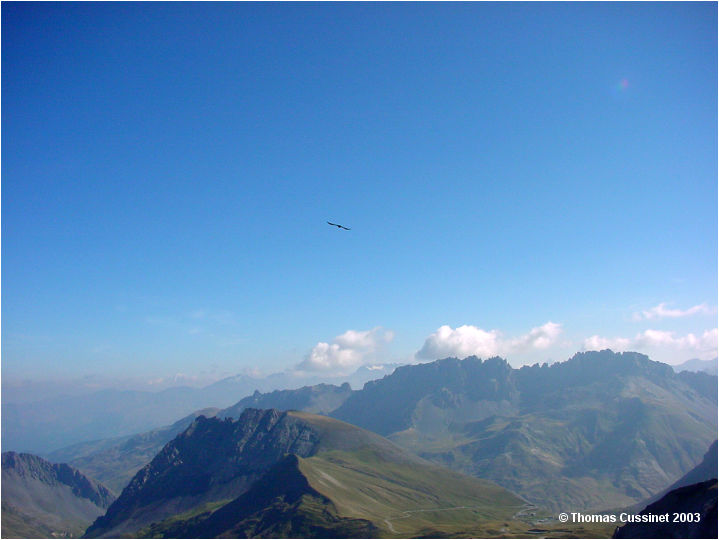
xmin=297 ymin=327 xmax=394 ymax=375
xmin=583 ymin=328 xmax=718 ymax=360
xmin=299 ymin=310 xmax=717 ymax=377
xmin=415 ymin=322 xmax=563 ymax=361
xmin=13 ymin=300 xmax=713 ymax=390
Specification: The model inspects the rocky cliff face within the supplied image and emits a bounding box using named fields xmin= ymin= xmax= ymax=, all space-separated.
xmin=2 ymin=452 xmax=115 ymax=509
xmin=333 ymin=355 xmax=519 ymax=435
xmin=84 ymin=408 xmax=326 ymax=537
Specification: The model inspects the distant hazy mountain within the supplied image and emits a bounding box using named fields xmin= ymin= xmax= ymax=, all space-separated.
xmin=3 ymin=365 xmax=400 ymax=455
xmin=84 ymin=409 xmax=527 ymax=538
xmin=613 ymin=479 xmax=717 ymax=538
xmin=332 ymin=351 xmax=718 ymax=512
xmin=219 ymin=382 xmax=354 ymax=418
xmin=204 ymin=363 xmax=401 ymax=401
xmin=1 ymin=452 xmax=115 ymax=538
xmin=2 ymin=387 xmax=228 ymax=455
xmin=673 ymin=358 xmax=718 ymax=375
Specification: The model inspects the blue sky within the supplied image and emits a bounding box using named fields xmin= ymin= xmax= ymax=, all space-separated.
xmin=2 ymin=2 xmax=717 ymax=386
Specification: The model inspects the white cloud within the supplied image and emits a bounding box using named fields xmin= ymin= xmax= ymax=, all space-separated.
xmin=416 ymin=325 xmax=501 ymax=359
xmin=416 ymin=322 xmax=563 ymax=360
xmin=508 ymin=322 xmax=563 ymax=351
xmin=297 ymin=327 xmax=394 ymax=375
xmin=583 ymin=335 xmax=632 ymax=351
xmin=582 ymin=328 xmax=718 ymax=362
xmin=632 ymin=302 xmax=713 ymax=321
xmin=636 ymin=328 xmax=718 ymax=351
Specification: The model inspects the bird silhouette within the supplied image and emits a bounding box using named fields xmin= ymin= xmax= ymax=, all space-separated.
xmin=327 ymin=221 xmax=351 ymax=230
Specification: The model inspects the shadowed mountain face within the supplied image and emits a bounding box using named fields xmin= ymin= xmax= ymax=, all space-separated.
xmin=84 ymin=409 xmax=526 ymax=539
xmin=613 ymin=479 xmax=718 ymax=539
xmin=135 ymin=454 xmax=381 ymax=539
xmin=84 ymin=409 xmax=324 ymax=538
xmin=332 ymin=351 xmax=718 ymax=511
xmin=1 ymin=452 xmax=115 ymax=538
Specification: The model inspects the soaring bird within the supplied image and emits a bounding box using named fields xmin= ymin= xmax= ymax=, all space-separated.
xmin=327 ymin=221 xmax=351 ymax=230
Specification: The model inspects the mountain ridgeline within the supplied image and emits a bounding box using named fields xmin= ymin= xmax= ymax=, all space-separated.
xmin=84 ymin=409 xmax=329 ymax=537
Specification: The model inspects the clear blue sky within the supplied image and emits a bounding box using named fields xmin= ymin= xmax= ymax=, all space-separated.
xmin=3 ymin=2 xmax=717 ymax=385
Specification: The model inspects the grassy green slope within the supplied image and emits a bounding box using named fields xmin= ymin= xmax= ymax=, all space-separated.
xmin=300 ymin=448 xmax=524 ymax=537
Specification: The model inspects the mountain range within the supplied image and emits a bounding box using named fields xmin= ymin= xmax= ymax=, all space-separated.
xmin=5 ymin=350 xmax=716 ymax=538
xmin=332 ymin=351 xmax=717 ymax=511
xmin=43 ymin=351 xmax=718 ymax=516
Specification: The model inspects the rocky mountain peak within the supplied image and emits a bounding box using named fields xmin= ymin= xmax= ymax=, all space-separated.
xmin=84 ymin=409 xmax=324 ymax=537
